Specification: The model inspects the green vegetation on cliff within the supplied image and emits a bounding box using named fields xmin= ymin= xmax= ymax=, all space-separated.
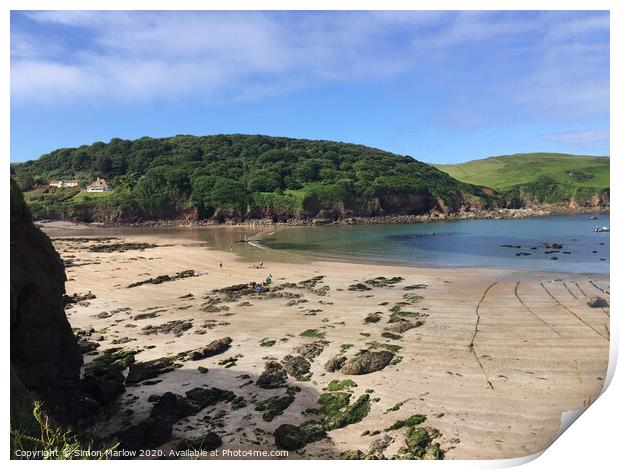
xmin=434 ymin=153 xmax=609 ymax=205
xmin=11 ymin=134 xmax=498 ymax=222
xmin=10 ymin=178 xmax=30 ymax=219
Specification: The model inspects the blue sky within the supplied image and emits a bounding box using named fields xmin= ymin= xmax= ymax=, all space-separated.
xmin=10 ymin=10 xmax=610 ymax=163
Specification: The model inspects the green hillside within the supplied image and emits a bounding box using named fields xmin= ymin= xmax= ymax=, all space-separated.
xmin=434 ymin=153 xmax=609 ymax=205
xmin=10 ymin=134 xmax=499 ymax=222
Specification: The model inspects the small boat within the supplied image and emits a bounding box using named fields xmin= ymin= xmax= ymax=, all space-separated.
xmin=589 ymin=216 xmax=599 ymax=220
xmin=593 ymin=226 xmax=610 ymax=232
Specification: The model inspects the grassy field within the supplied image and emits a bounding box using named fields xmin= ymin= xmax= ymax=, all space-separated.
xmin=20 ymin=189 xmax=114 ymax=219
xmin=433 ymin=153 xmax=609 ymax=191
xmin=70 ymin=191 xmax=114 ymax=203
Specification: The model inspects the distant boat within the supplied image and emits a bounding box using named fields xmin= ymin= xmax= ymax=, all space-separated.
xmin=593 ymin=226 xmax=610 ymax=232
xmin=589 ymin=216 xmax=598 ymax=220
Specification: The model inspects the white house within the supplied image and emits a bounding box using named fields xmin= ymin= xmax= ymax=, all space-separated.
xmin=49 ymin=179 xmax=79 ymax=188
xmin=86 ymin=178 xmax=112 ymax=192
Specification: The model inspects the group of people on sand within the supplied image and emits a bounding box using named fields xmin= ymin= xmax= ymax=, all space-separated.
xmin=247 ymin=273 xmax=273 ymax=293
xmin=218 ymin=258 xmax=271 ymax=292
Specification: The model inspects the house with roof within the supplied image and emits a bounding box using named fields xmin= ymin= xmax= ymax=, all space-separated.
xmin=86 ymin=178 xmax=112 ymax=192
xmin=49 ymin=179 xmax=80 ymax=188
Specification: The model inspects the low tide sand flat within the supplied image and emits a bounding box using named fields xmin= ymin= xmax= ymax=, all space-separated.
xmin=52 ymin=231 xmax=609 ymax=460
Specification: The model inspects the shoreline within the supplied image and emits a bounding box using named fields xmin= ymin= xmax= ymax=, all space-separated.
xmin=52 ymin=230 xmax=610 ymax=459
xmin=39 ymin=210 xmax=610 ymax=277
xmin=37 ymin=206 xmax=608 ymax=229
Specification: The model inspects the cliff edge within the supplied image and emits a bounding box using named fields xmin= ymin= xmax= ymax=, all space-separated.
xmin=10 ymin=178 xmax=84 ymax=426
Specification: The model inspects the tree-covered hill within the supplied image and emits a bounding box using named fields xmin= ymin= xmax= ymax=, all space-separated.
xmin=11 ymin=134 xmax=501 ymax=222
xmin=434 ymin=153 xmax=609 ymax=206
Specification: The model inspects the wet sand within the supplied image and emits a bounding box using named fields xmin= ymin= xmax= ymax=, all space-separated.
xmin=51 ymin=229 xmax=610 ymax=460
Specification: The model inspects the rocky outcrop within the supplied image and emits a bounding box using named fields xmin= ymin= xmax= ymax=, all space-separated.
xmin=256 ymin=361 xmax=288 ymax=389
xmin=376 ymin=193 xmax=436 ymax=215
xmin=10 ymin=179 xmax=125 ymax=428
xmin=125 ymin=357 xmax=180 ymax=385
xmin=587 ymin=296 xmax=608 ymax=308
xmin=293 ymin=341 xmax=327 ymax=360
xmin=116 ymin=416 xmax=173 ymax=451
xmin=324 ymin=356 xmax=347 ymax=372
xmin=150 ymin=392 xmax=200 ymax=422
xmin=282 ymin=355 xmax=312 ymax=381
xmin=274 ymin=421 xmax=326 ymax=451
xmin=340 ymin=351 xmax=394 ymax=375
xmin=10 ymin=179 xmax=84 ymax=425
xmin=384 ymin=319 xmax=415 ymax=334
xmin=183 ymin=337 xmax=233 ymax=361
xmin=118 ymin=388 xmax=236 ymax=451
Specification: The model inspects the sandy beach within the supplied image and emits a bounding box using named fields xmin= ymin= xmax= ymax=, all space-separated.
xmin=49 ymin=228 xmax=610 ymax=460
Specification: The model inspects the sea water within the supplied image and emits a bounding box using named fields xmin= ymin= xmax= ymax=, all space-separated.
xmin=259 ymin=214 xmax=610 ymax=274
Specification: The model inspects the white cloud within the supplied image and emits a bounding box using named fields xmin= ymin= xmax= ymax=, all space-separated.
xmin=11 ymin=60 xmax=97 ymax=100
xmin=540 ymin=129 xmax=609 ymax=151
xmin=10 ymin=9 xmax=610 ymax=125
xmin=13 ymin=11 xmax=422 ymax=103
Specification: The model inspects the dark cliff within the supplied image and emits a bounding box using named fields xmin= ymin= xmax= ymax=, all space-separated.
xmin=10 ymin=179 xmax=84 ymax=425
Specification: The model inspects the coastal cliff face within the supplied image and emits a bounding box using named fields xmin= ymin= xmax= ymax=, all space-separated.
xmin=10 ymin=179 xmax=84 ymax=425
xmin=570 ymin=189 xmax=610 ymax=208
xmin=48 ymin=192 xmax=606 ymax=227
xmin=36 ymin=184 xmax=608 ymax=226
xmin=63 ymin=189 xmax=498 ymax=224
xmin=514 ymin=186 xmax=610 ymax=209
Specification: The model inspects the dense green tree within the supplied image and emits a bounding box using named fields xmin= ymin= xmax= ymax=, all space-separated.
xmin=246 ymin=171 xmax=280 ymax=192
xmin=209 ymin=178 xmax=249 ymax=210
xmin=96 ymin=155 xmax=113 ymax=176
xmin=293 ymin=159 xmax=322 ymax=182
xmin=11 ymin=134 xmax=504 ymax=221
xmin=18 ymin=174 xmax=36 ymax=191
xmin=189 ymin=175 xmax=219 ymax=209
xmin=134 ymin=166 xmax=190 ymax=216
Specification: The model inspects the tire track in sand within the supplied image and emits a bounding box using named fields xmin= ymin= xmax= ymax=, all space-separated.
xmin=469 ymin=281 xmax=498 ymax=390
xmin=539 ymin=282 xmax=607 ymax=341
xmin=574 ymin=281 xmax=588 ymax=298
xmin=514 ymin=281 xmax=562 ymax=337
xmin=588 ymin=279 xmax=610 ymax=296
xmin=562 ymin=282 xmax=578 ymax=300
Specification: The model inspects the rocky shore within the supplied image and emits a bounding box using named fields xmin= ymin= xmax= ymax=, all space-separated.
xmin=46 ymin=205 xmax=609 ymax=230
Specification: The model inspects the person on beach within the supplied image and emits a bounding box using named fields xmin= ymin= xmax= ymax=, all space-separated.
xmin=219 ymin=260 xmax=223 ymax=269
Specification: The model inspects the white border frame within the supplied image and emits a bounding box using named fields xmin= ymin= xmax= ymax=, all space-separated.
xmin=2 ymin=1 xmax=616 ymax=468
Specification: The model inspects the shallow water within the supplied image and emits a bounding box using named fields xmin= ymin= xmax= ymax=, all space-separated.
xmin=259 ymin=214 xmax=610 ymax=274
xmin=42 ymin=213 xmax=610 ymax=274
